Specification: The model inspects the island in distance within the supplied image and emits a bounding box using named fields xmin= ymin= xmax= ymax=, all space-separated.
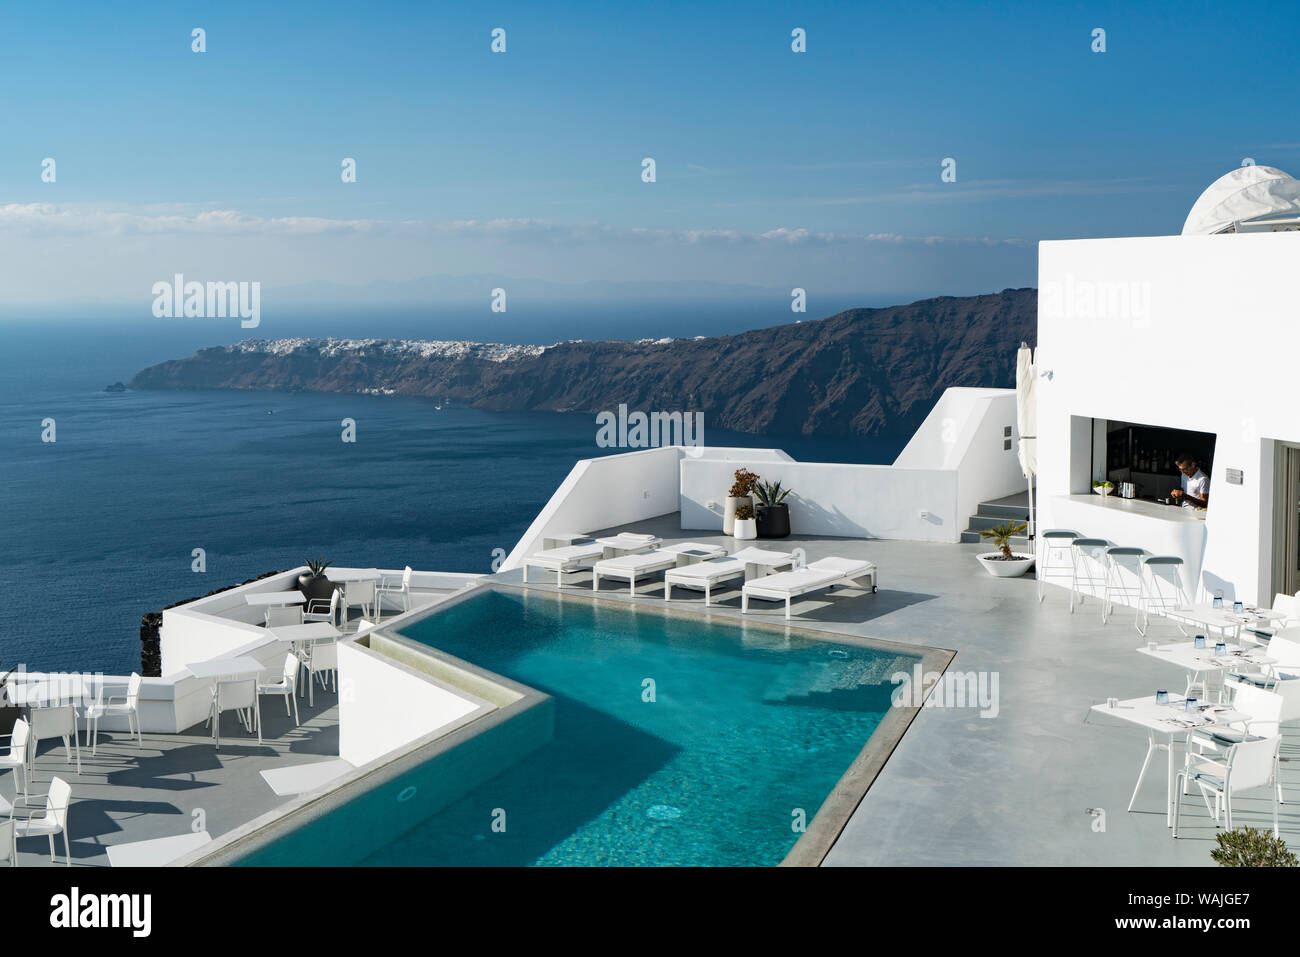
xmin=128 ymin=289 xmax=1036 ymax=439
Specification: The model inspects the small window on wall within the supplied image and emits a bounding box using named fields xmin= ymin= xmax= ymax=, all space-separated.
xmin=1003 ymin=438 xmax=1012 ymax=451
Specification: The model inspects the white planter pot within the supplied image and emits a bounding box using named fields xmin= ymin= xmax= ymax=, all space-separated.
xmin=977 ymin=552 xmax=1035 ymax=578
xmin=723 ymin=496 xmax=751 ymax=535
xmin=733 ymin=518 xmax=758 ymax=541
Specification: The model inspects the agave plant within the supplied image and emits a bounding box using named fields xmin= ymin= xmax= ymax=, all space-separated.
xmin=304 ymin=556 xmax=333 ymax=579
xmin=754 ymin=480 xmax=791 ymax=507
xmin=978 ymin=521 xmax=1027 ymax=559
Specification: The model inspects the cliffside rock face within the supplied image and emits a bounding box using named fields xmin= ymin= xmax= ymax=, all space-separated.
xmin=129 ymin=289 xmax=1037 ymax=438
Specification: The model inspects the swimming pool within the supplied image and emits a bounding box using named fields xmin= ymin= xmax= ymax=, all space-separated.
xmin=348 ymin=588 xmax=917 ymax=866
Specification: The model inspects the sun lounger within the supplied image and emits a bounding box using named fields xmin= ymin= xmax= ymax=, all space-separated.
xmin=592 ymin=551 xmax=679 ymax=595
xmin=664 ymin=557 xmax=749 ymax=605
xmin=523 ymin=542 xmax=607 ymax=586
xmin=595 ymin=532 xmax=662 ymax=554
xmin=741 ymin=557 xmax=878 ymax=619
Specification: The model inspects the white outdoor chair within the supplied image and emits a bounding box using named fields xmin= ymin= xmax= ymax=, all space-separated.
xmin=27 ymin=705 xmax=80 ymax=774
xmin=1101 ymin=546 xmax=1146 ymax=630
xmin=1068 ymin=538 xmax=1109 ymax=613
xmin=342 ymin=580 xmax=376 ymax=623
xmin=258 ymin=653 xmax=301 ymax=726
xmin=303 ymin=588 xmax=341 ymax=627
xmin=12 ymin=775 xmax=72 ymax=866
xmin=0 ymin=817 xmax=13 ymax=867
xmin=1141 ymin=556 xmax=1191 ymax=628
xmin=1174 ymin=735 xmax=1281 ymax=838
xmin=299 ymin=642 xmax=338 ymax=707
xmin=1036 ymin=529 xmax=1078 ymax=603
xmin=0 ymin=718 xmax=31 ymax=800
xmin=208 ymin=678 xmax=262 ymax=750
xmin=375 ymin=566 xmax=412 ymax=619
xmin=84 ymin=672 xmax=143 ymax=754
xmin=266 ymin=605 xmax=304 ymax=628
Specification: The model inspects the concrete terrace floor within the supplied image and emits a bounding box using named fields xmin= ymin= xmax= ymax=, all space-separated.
xmin=9 ymin=684 xmax=341 ymax=867
xmin=497 ymin=512 xmax=1300 ymax=867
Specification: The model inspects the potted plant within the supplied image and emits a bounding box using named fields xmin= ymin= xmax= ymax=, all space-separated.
xmin=754 ymin=479 xmax=792 ymax=538
xmin=976 ymin=521 xmax=1034 ymax=577
xmin=1092 ymin=480 xmax=1114 ymax=497
xmin=733 ymin=503 xmax=758 ymax=541
xmin=0 ymin=661 xmax=20 ymax=737
xmin=723 ymin=468 xmax=759 ymax=535
xmin=1211 ymin=826 xmax=1298 ymax=867
xmin=297 ymin=557 xmax=337 ymax=605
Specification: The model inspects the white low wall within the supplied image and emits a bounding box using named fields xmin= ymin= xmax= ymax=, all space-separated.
xmin=337 ymin=640 xmax=490 ymax=766
xmin=680 ymin=459 xmax=960 ymax=540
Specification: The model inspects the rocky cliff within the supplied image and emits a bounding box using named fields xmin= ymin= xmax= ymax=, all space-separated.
xmin=129 ymin=288 xmax=1037 ymax=438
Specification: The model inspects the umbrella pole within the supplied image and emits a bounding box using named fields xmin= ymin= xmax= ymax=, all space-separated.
xmin=1028 ymin=474 xmax=1036 ymax=540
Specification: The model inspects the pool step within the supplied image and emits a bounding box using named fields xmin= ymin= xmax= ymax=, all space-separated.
xmin=761 ymin=656 xmax=915 ymax=704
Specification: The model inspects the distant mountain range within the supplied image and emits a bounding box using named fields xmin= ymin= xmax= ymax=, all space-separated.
xmin=128 ymin=289 xmax=1037 ymax=438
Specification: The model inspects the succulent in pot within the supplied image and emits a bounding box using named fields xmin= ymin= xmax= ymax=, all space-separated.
xmin=754 ymin=480 xmax=792 ymax=538
xmin=733 ymin=503 xmax=758 ymax=541
xmin=723 ymin=468 xmax=760 ymax=535
xmin=297 ymin=556 xmax=338 ymax=604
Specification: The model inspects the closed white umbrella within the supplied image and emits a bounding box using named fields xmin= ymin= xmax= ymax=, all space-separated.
xmin=1016 ymin=344 xmax=1037 ymax=538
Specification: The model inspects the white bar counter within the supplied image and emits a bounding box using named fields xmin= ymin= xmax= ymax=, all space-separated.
xmin=1047 ymin=494 xmax=1207 ymax=597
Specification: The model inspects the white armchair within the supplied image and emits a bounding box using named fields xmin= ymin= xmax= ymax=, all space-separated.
xmin=12 ymin=776 xmax=72 ymax=866
xmin=1174 ymin=735 xmax=1282 ymax=837
xmin=0 ymin=718 xmax=30 ymax=800
xmin=375 ymin=566 xmax=412 ymax=620
xmin=27 ymin=705 xmax=80 ymax=774
xmin=303 ymin=588 xmax=341 ymax=627
xmin=84 ymin=673 xmax=143 ymax=754
xmin=258 ymin=653 xmax=301 ymax=726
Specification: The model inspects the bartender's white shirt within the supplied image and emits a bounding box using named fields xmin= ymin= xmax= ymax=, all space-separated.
xmin=1181 ymin=469 xmax=1209 ymax=507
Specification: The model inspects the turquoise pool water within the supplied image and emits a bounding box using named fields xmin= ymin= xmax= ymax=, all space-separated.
xmin=352 ymin=589 xmax=912 ymax=866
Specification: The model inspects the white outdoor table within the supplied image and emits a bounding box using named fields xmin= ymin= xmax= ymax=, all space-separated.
xmin=268 ymin=623 xmax=340 ymax=645
xmin=1092 ymin=694 xmax=1249 ymax=827
xmin=595 ymin=534 xmax=662 ymax=556
xmin=6 ymin=676 xmax=92 ymax=708
xmin=1137 ymin=641 xmax=1276 ymax=699
xmin=730 ymin=547 xmax=797 ymax=580
xmin=185 ymin=656 xmax=267 ymax=681
xmin=1163 ymin=603 xmax=1245 ymax=642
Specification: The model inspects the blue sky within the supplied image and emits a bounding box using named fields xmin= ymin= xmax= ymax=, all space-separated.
xmin=3 ymin=0 xmax=1298 ymax=307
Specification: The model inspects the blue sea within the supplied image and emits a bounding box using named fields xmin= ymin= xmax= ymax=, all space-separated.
xmin=0 ymin=309 xmax=903 ymax=676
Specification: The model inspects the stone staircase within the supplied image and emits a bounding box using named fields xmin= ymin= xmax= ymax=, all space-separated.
xmin=961 ymin=497 xmax=1031 ymax=549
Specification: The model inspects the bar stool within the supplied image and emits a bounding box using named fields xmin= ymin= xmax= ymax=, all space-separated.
xmin=1102 ymin=546 xmax=1147 ymax=631
xmin=1141 ymin=556 xmax=1191 ymax=632
xmin=1069 ymin=538 xmax=1110 ymax=613
xmin=1037 ymin=530 xmax=1080 ymax=603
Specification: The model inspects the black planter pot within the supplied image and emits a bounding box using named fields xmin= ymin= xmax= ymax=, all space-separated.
xmin=297 ymin=574 xmax=338 ymax=606
xmin=0 ymin=705 xmax=20 ymax=737
xmin=756 ymin=503 xmax=791 ymax=538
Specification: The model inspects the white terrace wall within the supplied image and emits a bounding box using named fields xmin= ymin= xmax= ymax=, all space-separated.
xmin=1037 ymin=231 xmax=1300 ymax=603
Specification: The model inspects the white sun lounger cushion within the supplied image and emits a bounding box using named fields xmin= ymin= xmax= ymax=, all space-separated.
xmin=594 ymin=552 xmax=678 ymax=578
xmin=658 ymin=542 xmax=728 ymax=561
xmin=527 ymin=543 xmax=606 ymax=568
xmin=744 ymin=558 xmax=876 ymax=598
xmin=664 ymin=557 xmax=748 ymax=584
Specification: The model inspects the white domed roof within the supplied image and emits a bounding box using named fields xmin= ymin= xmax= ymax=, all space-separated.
xmin=1182 ymin=166 xmax=1300 ymax=235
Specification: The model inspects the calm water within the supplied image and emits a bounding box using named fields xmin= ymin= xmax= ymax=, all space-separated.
xmin=362 ymin=591 xmax=906 ymax=866
xmin=0 ymin=317 xmax=903 ymax=676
